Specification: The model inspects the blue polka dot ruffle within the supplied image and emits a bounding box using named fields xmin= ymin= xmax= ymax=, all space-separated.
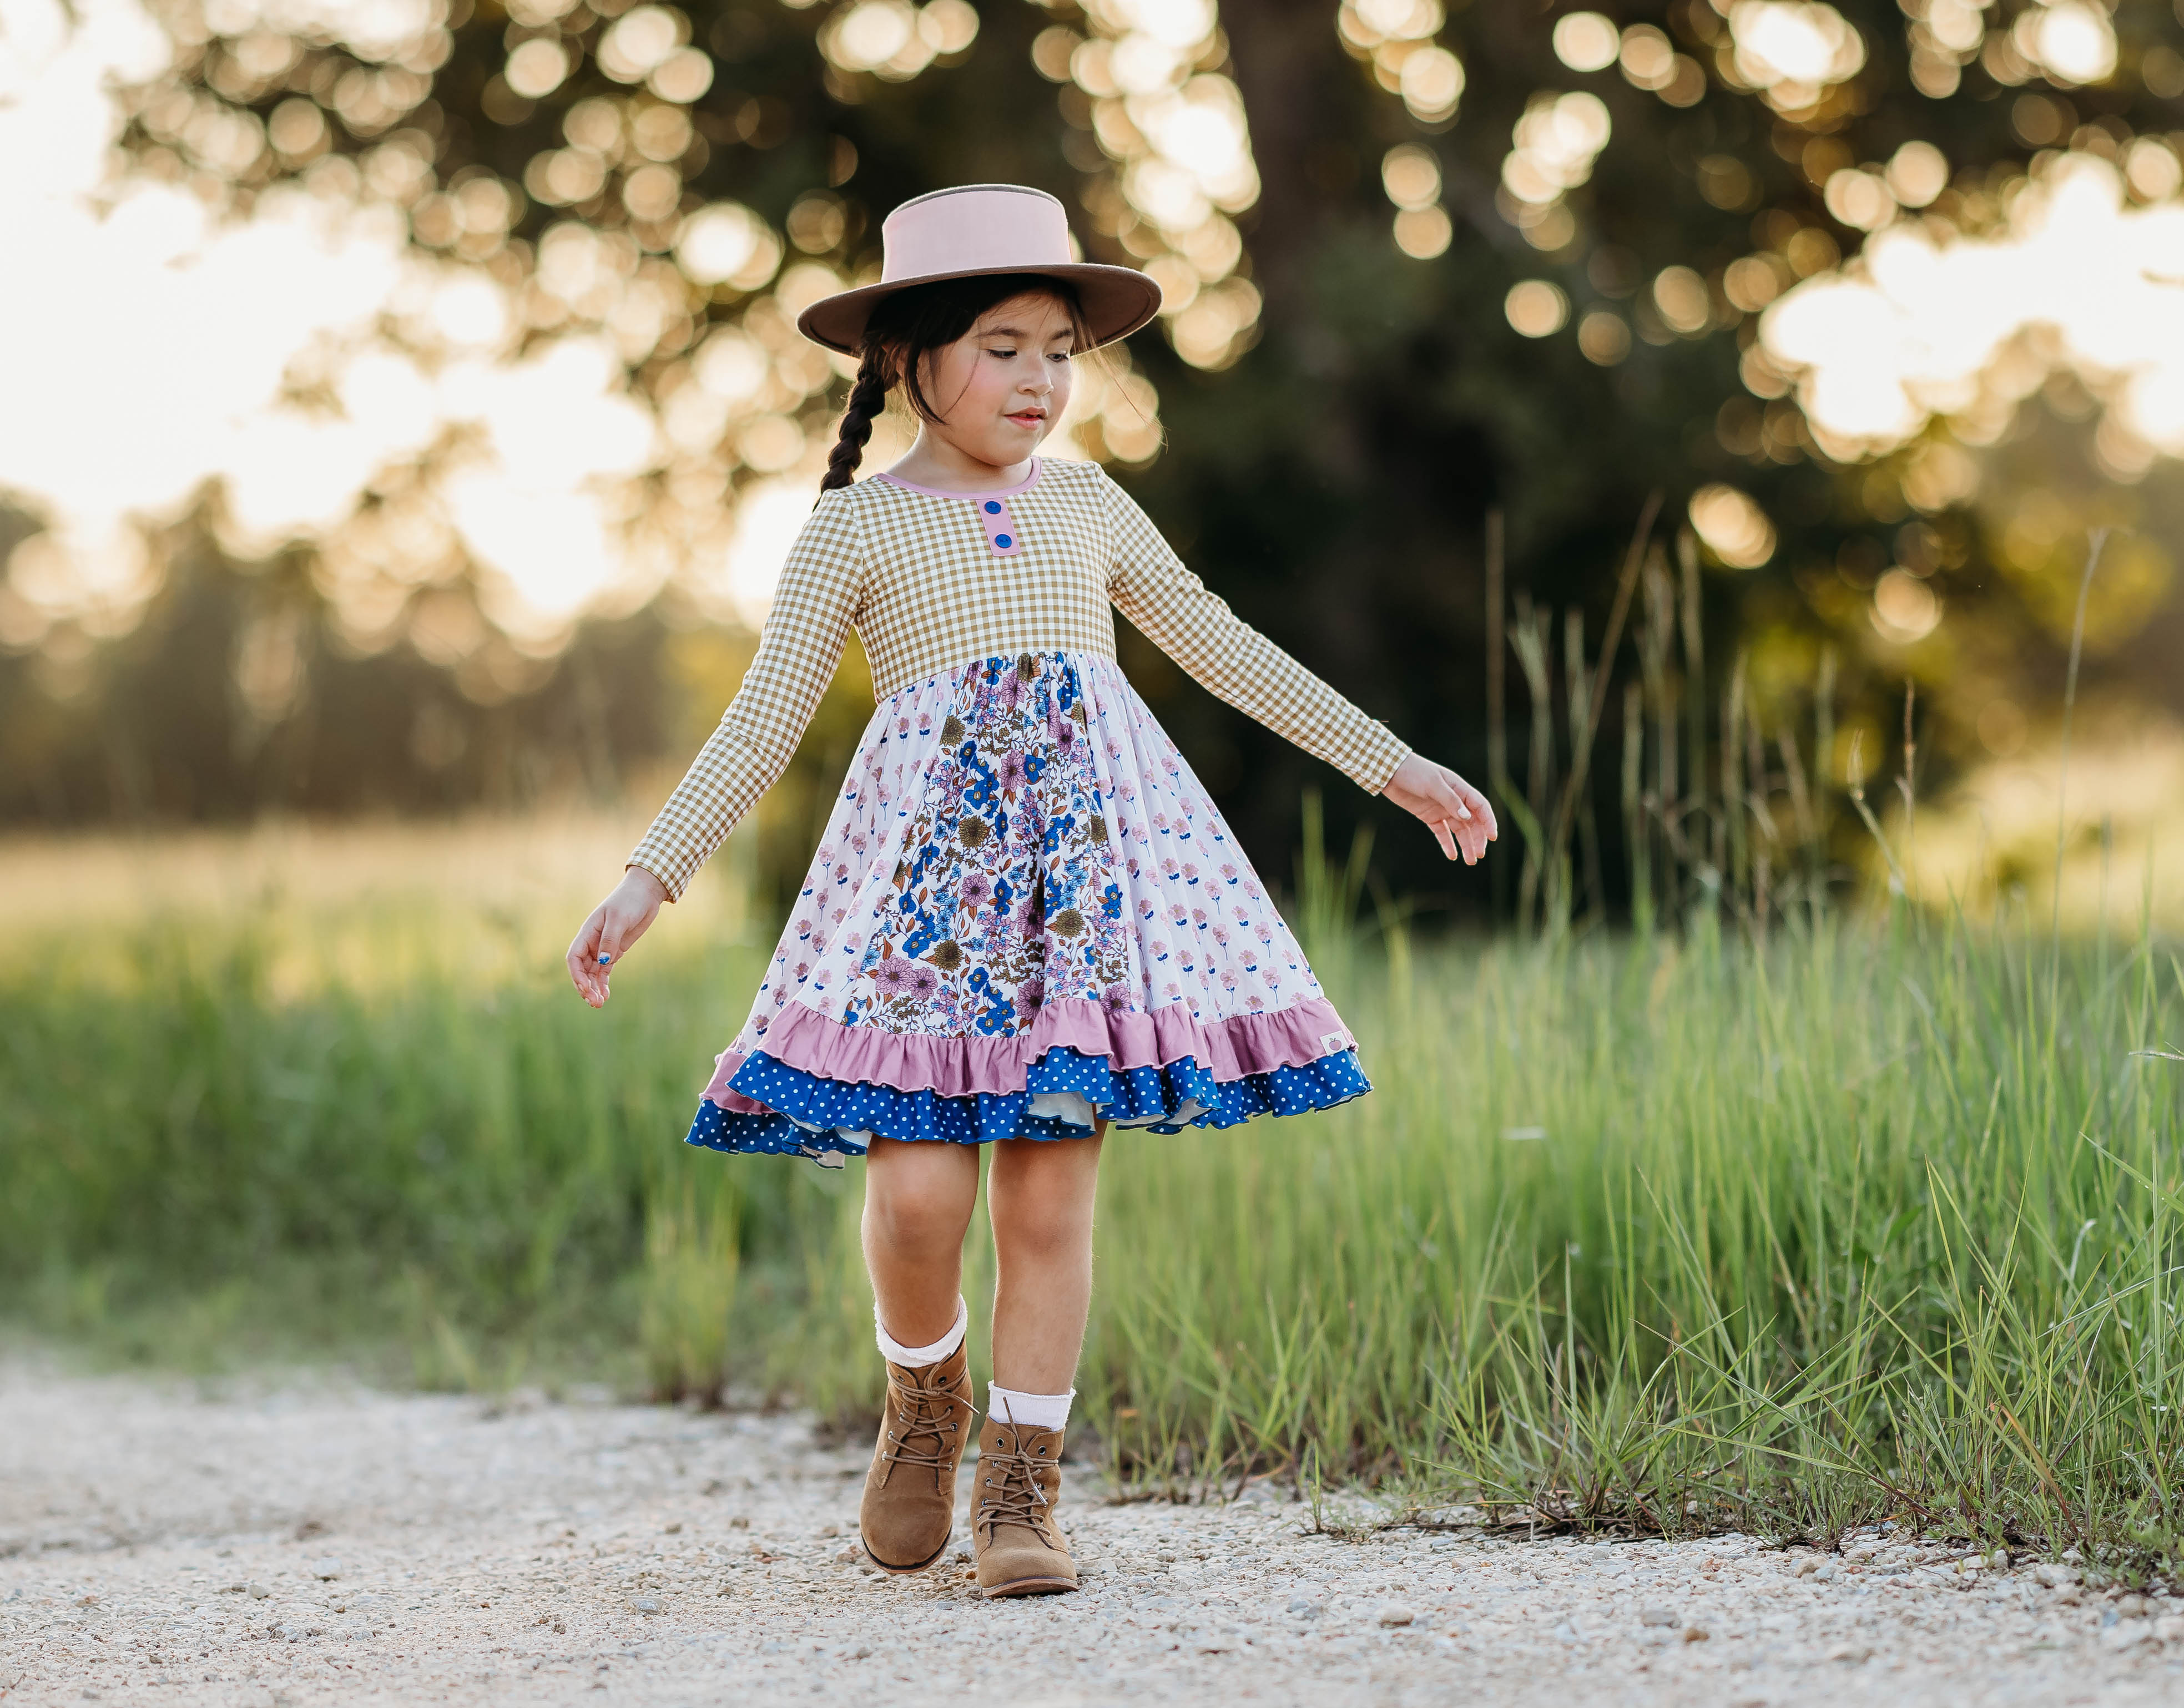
xmin=683 ymin=1042 xmax=1372 ymax=1165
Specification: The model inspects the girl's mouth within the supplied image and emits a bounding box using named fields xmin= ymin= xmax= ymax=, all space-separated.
xmin=1006 ymin=411 xmax=1046 ymax=428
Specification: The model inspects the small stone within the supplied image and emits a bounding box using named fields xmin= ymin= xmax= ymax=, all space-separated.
xmin=246 ymin=1583 xmax=270 ymax=1600
xmin=2153 ymin=1613 xmax=2184 ymax=1643
xmin=1793 ymin=1557 xmax=1821 ymax=1578
xmin=1825 ymin=1642 xmax=1873 ymax=1662
xmin=627 ymin=1592 xmax=663 ymax=1615
xmin=835 ymin=1546 xmax=860 ymax=1564
xmin=1681 ymin=1625 xmax=1709 ymax=1643
xmin=311 ymin=1558 xmax=341 ymax=1580
xmin=1640 ymin=1606 xmax=1678 ymax=1626
xmin=663 ymin=1523 xmax=681 ymax=1535
xmin=2102 ymin=1622 xmax=2152 ymax=1653
xmin=2035 ymin=1564 xmax=2080 ymax=1588
xmin=1988 ymin=1548 xmax=2011 ymax=1570
xmin=2120 ymin=1593 xmax=2151 ymax=1618
xmin=1379 ymin=1604 xmax=1415 ymax=1627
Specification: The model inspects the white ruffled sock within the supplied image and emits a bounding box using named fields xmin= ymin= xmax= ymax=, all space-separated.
xmin=875 ymin=1295 xmax=967 ymax=1368
xmin=987 ymin=1382 xmax=1074 ymax=1433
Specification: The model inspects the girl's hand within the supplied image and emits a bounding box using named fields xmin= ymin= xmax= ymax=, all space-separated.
xmin=1381 ymin=754 xmax=1498 ymax=865
xmin=567 ymin=866 xmax=669 ymax=1007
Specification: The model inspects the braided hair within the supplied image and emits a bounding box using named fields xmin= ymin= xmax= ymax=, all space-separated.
xmin=816 ymin=272 xmax=1096 ymax=499
xmin=820 ymin=346 xmax=893 ymax=493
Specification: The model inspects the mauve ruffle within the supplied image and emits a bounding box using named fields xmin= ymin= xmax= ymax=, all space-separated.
xmin=699 ymin=993 xmax=1355 ymax=1109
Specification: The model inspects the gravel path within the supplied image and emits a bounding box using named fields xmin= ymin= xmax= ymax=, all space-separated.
xmin=3 ymin=1362 xmax=2181 ymax=1707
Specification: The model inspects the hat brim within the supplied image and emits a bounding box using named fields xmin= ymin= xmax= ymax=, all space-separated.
xmin=794 ymin=262 xmax=1166 ymax=356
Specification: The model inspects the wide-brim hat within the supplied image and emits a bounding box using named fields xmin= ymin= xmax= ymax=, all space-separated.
xmin=793 ymin=184 xmax=1164 ymax=356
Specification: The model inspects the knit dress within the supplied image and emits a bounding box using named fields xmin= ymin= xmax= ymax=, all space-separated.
xmin=627 ymin=454 xmax=1414 ymax=1167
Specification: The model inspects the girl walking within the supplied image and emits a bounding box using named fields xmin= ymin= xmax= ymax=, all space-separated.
xmin=567 ymin=184 xmax=1495 ymax=1598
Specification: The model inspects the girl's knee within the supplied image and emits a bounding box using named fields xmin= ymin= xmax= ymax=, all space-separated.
xmin=866 ymin=1162 xmax=973 ymax=1250
xmin=993 ymin=1195 xmax=1093 ymax=1266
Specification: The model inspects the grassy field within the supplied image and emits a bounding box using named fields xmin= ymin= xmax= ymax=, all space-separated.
xmin=4 ymin=807 xmax=2183 ymax=1572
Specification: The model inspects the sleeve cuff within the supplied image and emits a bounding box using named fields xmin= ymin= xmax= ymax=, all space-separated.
xmin=1355 ymin=735 xmax=1413 ymax=797
xmin=625 ymin=848 xmax=688 ymax=904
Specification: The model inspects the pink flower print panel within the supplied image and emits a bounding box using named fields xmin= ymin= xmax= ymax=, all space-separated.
xmin=728 ymin=664 xmax=969 ymax=1055
xmin=1070 ymin=655 xmax=1319 ymax=1027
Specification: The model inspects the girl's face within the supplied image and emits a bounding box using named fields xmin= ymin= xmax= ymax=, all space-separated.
xmin=914 ymin=291 xmax=1078 ymax=471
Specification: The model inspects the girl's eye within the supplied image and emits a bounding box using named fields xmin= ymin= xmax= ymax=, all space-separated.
xmin=987 ymin=347 xmax=1017 ymax=359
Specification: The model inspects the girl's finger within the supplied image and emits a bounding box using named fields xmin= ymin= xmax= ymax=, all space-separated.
xmin=567 ymin=924 xmax=596 ymax=992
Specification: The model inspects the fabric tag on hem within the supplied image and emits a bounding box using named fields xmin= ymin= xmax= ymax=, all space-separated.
xmin=1320 ymin=1030 xmax=1350 ymax=1055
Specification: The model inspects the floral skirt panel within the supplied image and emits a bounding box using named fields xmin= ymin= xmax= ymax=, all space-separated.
xmin=685 ymin=649 xmax=1373 ymax=1166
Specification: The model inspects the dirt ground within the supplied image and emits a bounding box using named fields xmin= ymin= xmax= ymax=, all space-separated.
xmin=3 ymin=1359 xmax=2181 ymax=1707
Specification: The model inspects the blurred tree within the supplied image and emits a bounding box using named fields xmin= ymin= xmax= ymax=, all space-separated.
xmin=12 ymin=0 xmax=2180 ymax=927
xmin=0 ymin=506 xmax=671 ymax=823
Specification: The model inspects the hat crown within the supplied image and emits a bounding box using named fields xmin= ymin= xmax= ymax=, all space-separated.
xmin=879 ymin=184 xmax=1075 ymax=285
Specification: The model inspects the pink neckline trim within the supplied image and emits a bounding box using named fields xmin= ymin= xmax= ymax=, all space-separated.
xmin=872 ymin=457 xmax=1043 ymax=501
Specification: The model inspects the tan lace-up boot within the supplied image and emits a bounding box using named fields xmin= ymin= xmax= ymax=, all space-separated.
xmin=858 ymin=1342 xmax=975 ymax=1573
xmin=970 ymin=1411 xmax=1078 ymax=1598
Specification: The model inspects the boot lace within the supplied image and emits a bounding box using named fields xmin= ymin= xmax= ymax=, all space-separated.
xmin=974 ymin=1435 xmax=1055 ymax=1539
xmin=876 ymin=1364 xmax=971 ymax=1484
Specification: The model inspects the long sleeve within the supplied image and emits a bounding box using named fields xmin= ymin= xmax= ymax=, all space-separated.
xmin=628 ymin=488 xmax=865 ymax=900
xmin=1099 ymin=468 xmax=1413 ymax=796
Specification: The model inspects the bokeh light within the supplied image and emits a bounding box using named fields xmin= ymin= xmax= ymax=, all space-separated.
xmin=1037 ymin=0 xmax=1260 ymax=375
xmin=1504 ymin=280 xmax=1570 ymax=338
xmin=1552 ymin=12 xmax=1620 ymax=74
xmin=1337 ymin=0 xmax=1464 ymax=125
xmin=2012 ymin=1 xmax=2116 ymax=87
xmin=1759 ymin=151 xmax=2184 ymax=474
xmin=1688 ymin=484 xmax=1776 ymax=568
xmin=1498 ymin=90 xmax=1610 ymax=255
xmin=1871 ymin=566 xmax=1942 ymax=643
xmin=1577 ymin=309 xmax=1631 ymax=366
xmin=1724 ymin=1 xmax=1865 ymax=115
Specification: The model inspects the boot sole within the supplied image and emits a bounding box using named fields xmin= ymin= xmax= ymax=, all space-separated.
xmin=979 ymin=1575 xmax=1079 ymax=1599
xmin=860 ymin=1530 xmax=952 ymax=1575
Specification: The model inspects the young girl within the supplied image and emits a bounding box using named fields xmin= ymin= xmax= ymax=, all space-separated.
xmin=567 ymin=184 xmax=1495 ymax=1598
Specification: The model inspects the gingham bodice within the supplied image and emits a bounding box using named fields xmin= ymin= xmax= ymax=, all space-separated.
xmin=628 ymin=455 xmax=1413 ymax=900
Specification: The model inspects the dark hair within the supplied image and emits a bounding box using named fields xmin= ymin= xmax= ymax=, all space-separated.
xmin=819 ymin=273 xmax=1097 ymax=496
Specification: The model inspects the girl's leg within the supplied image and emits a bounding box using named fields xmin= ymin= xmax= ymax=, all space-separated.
xmin=858 ymin=1136 xmax=981 ymax=1576
xmin=861 ymin=1135 xmax=981 ymax=1346
xmin=985 ymin=1123 xmax=1105 ymax=1394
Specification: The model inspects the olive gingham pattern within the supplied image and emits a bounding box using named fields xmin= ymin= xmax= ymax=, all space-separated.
xmin=628 ymin=456 xmax=1414 ymax=900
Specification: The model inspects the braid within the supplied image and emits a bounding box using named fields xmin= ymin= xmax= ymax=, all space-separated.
xmin=819 ymin=346 xmax=893 ymax=496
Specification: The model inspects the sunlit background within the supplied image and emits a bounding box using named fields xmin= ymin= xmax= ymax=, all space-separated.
xmin=4 ymin=0 xmax=2184 ymax=923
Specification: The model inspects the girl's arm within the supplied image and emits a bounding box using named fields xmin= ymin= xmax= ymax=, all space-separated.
xmin=1099 ymin=468 xmax=1493 ymax=865
xmin=567 ymin=491 xmax=865 ymax=1004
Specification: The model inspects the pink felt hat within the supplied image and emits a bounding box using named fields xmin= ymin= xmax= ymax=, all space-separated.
xmin=794 ymin=184 xmax=1164 ymax=356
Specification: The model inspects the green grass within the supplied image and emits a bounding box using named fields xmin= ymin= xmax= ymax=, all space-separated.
xmin=5 ymin=824 xmax=2183 ymax=1573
